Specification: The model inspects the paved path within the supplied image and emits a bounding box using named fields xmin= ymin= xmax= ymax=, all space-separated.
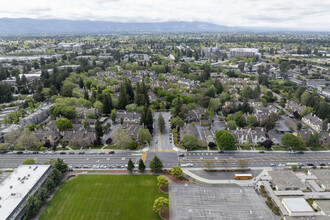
xmin=261 ymin=181 xmax=288 ymax=216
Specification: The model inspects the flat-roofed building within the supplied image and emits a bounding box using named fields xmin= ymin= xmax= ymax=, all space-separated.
xmin=308 ymin=170 xmax=330 ymax=191
xmin=229 ymin=48 xmax=260 ymax=58
xmin=0 ymin=165 xmax=52 ymax=220
xmin=267 ymin=171 xmax=306 ymax=191
xmin=282 ymin=198 xmax=314 ymax=216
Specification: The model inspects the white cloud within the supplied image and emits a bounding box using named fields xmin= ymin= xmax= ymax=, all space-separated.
xmin=0 ymin=0 xmax=329 ymax=30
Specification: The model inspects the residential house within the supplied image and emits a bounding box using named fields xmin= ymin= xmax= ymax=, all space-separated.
xmin=302 ymin=114 xmax=324 ymax=132
xmin=116 ymin=111 xmax=141 ymax=124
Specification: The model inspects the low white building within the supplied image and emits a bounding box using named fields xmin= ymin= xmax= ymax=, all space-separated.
xmin=0 ymin=165 xmax=52 ymax=220
xmin=282 ymin=198 xmax=314 ymax=217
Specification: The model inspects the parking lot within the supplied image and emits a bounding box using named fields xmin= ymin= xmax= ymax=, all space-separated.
xmin=170 ymin=184 xmax=278 ymax=220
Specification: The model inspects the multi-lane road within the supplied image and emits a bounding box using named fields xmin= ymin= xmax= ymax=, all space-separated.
xmin=1 ymin=150 xmax=330 ymax=169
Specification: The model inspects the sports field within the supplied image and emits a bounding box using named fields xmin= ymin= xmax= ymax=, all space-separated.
xmin=40 ymin=175 xmax=168 ymax=220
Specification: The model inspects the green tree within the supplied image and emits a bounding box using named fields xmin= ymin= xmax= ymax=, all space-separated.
xmin=54 ymin=158 xmax=68 ymax=173
xmin=233 ymin=111 xmax=245 ymax=127
xmin=138 ymin=159 xmax=146 ymax=172
xmin=102 ymin=93 xmax=113 ymax=115
xmin=171 ymin=116 xmax=184 ymax=128
xmin=158 ymin=113 xmax=165 ymax=134
xmin=24 ymin=195 xmax=41 ymax=220
xmin=118 ymin=83 xmax=128 ymax=109
xmin=149 ymin=155 xmax=163 ymax=172
xmin=215 ymin=130 xmax=236 ymax=150
xmin=281 ymin=133 xmax=306 ymax=150
xmin=171 ymin=166 xmax=183 ymax=179
xmin=110 ymin=109 xmax=117 ymax=123
xmin=300 ymin=91 xmax=311 ymax=106
xmin=247 ymin=116 xmax=259 ymax=127
xmin=127 ymin=159 xmax=134 ymax=172
xmin=0 ymin=82 xmax=13 ymax=103
xmin=153 ymin=197 xmax=169 ymax=213
xmin=226 ymin=120 xmax=237 ymax=130
xmin=55 ymin=118 xmax=72 ymax=131
xmin=23 ymin=158 xmax=35 ymax=165
xmin=157 ymin=176 xmax=169 ymax=188
xmin=95 ymin=119 xmax=103 ymax=141
xmin=182 ymin=134 xmax=198 ymax=150
xmin=308 ymin=133 xmax=320 ymax=149
xmin=137 ymin=128 xmax=152 ymax=146
xmin=297 ymin=122 xmax=302 ymax=130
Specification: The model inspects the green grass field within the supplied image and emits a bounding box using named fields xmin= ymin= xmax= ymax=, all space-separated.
xmin=40 ymin=175 xmax=167 ymax=220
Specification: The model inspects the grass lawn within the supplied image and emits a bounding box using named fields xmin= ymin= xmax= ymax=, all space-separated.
xmin=40 ymin=175 xmax=167 ymax=220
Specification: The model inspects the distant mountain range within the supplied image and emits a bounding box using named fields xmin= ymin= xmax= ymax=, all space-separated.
xmin=0 ymin=18 xmax=323 ymax=34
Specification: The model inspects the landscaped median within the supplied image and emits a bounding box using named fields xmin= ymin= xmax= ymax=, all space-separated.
xmin=39 ymin=175 xmax=168 ymax=220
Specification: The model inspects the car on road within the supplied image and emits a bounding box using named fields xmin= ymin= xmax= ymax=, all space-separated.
xmin=178 ymin=153 xmax=184 ymax=157
xmin=289 ymin=151 xmax=296 ymax=154
xmin=90 ymin=151 xmax=97 ymax=154
xmin=99 ymin=151 xmax=105 ymax=154
xmin=259 ymin=151 xmax=265 ymax=153
xmin=50 ymin=151 xmax=57 ymax=155
xmin=307 ymin=163 xmax=314 ymax=166
xmin=218 ymin=150 xmax=224 ymax=154
xmin=78 ymin=151 xmax=85 ymax=154
xmin=69 ymin=152 xmax=75 ymax=154
xmin=32 ymin=151 xmax=39 ymax=154
xmin=297 ymin=151 xmax=304 ymax=154
xmin=319 ymin=163 xmax=326 ymax=166
xmin=60 ymin=152 xmax=66 ymax=155
xmin=187 ymin=163 xmax=193 ymax=167
xmin=108 ymin=151 xmax=114 ymax=154
xmin=16 ymin=151 xmax=24 ymax=154
xmin=270 ymin=163 xmax=276 ymax=167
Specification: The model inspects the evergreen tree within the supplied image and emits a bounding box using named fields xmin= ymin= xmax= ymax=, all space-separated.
xmin=95 ymin=119 xmax=103 ymax=141
xmin=158 ymin=113 xmax=165 ymax=133
xmin=138 ymin=159 xmax=146 ymax=172
xmin=125 ymin=79 xmax=134 ymax=103
xmin=102 ymin=93 xmax=113 ymax=115
xmin=118 ymin=83 xmax=128 ymax=109
xmin=84 ymin=90 xmax=89 ymax=100
xmin=145 ymin=108 xmax=153 ymax=126
xmin=140 ymin=79 xmax=149 ymax=106
xmin=127 ymin=159 xmax=134 ymax=172
xmin=135 ymin=82 xmax=141 ymax=106
xmin=149 ymin=155 xmax=163 ymax=172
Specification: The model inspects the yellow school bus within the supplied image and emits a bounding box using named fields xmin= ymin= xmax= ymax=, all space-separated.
xmin=234 ymin=174 xmax=252 ymax=180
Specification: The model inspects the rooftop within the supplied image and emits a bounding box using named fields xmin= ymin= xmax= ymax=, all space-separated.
xmin=309 ymin=170 xmax=330 ymax=189
xmin=268 ymin=170 xmax=306 ymax=190
xmin=0 ymin=165 xmax=51 ymax=220
xmin=282 ymin=198 xmax=314 ymax=213
xmin=314 ymin=200 xmax=330 ymax=216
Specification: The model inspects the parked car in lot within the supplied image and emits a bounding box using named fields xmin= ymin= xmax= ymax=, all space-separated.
xmin=307 ymin=163 xmax=314 ymax=166
xmin=319 ymin=163 xmax=326 ymax=166
xmin=90 ymin=151 xmax=97 ymax=154
xmin=297 ymin=151 xmax=304 ymax=154
xmin=60 ymin=152 xmax=66 ymax=155
xmin=99 ymin=151 xmax=105 ymax=154
xmin=69 ymin=152 xmax=75 ymax=154
xmin=178 ymin=153 xmax=184 ymax=157
xmin=78 ymin=151 xmax=85 ymax=154
xmin=32 ymin=151 xmax=39 ymax=154
xmin=16 ymin=151 xmax=24 ymax=154
xmin=187 ymin=163 xmax=194 ymax=167
xmin=289 ymin=151 xmax=296 ymax=154
xmin=108 ymin=151 xmax=114 ymax=154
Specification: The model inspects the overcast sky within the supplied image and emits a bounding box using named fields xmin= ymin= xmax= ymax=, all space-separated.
xmin=0 ymin=0 xmax=329 ymax=30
